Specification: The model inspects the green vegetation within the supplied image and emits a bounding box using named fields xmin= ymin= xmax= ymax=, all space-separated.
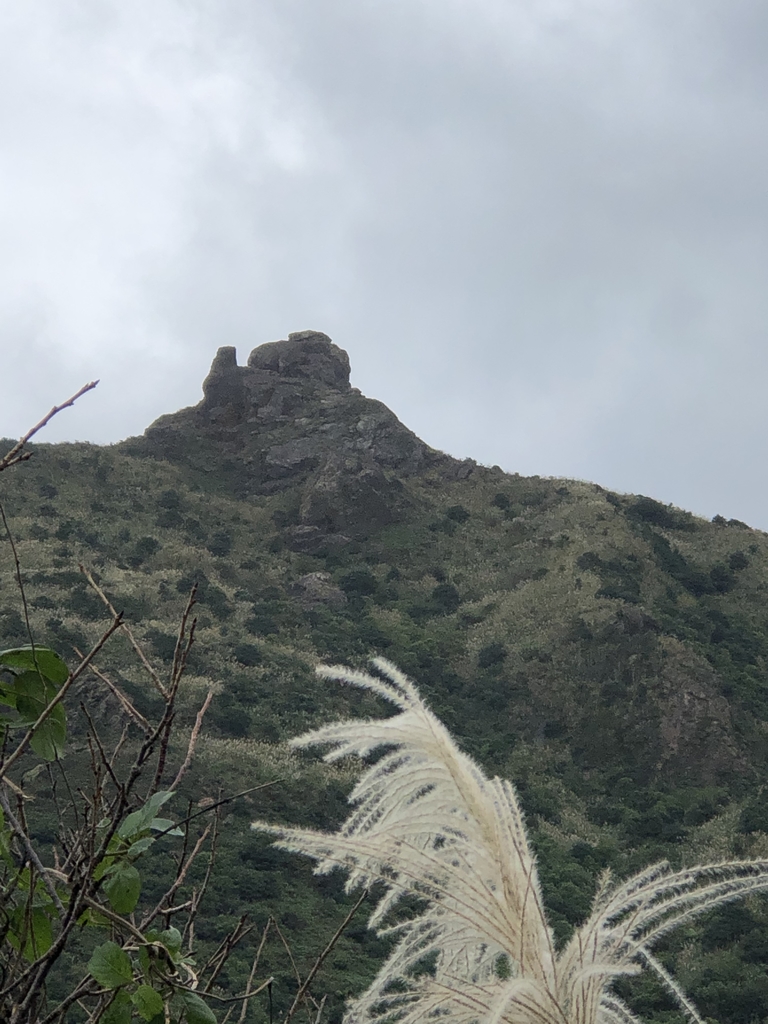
xmin=254 ymin=660 xmax=768 ymax=1024
xmin=4 ymin=356 xmax=768 ymax=1022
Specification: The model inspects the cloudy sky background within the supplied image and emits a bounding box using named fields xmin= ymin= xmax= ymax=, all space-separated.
xmin=1 ymin=1 xmax=767 ymax=525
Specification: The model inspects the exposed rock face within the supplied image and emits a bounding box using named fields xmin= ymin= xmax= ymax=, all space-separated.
xmin=289 ymin=572 xmax=348 ymax=611
xmin=654 ymin=638 xmax=745 ymax=781
xmin=246 ymin=331 xmax=351 ymax=387
xmin=122 ymin=330 xmax=446 ymax=537
xmin=299 ymin=453 xmax=406 ymax=534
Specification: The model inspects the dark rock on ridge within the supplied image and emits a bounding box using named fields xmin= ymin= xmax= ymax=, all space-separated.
xmin=121 ymin=330 xmax=447 ymax=537
xmin=246 ymin=331 xmax=351 ymax=387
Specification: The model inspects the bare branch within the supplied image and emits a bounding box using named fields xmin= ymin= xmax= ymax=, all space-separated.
xmin=283 ymin=890 xmax=368 ymax=1024
xmin=79 ymin=564 xmax=168 ymax=699
xmin=0 ymin=501 xmax=36 ymax=658
xmin=0 ymin=789 xmax=65 ymax=918
xmin=74 ymin=654 xmax=151 ymax=734
xmin=169 ymin=688 xmax=214 ymax=791
xmin=0 ymin=381 xmax=98 ymax=473
xmin=271 ymin=918 xmax=304 ymax=999
xmin=170 ymin=585 xmax=198 ymax=694
xmin=139 ymin=824 xmax=212 ymax=931
xmin=202 ymin=916 xmax=253 ymax=992
xmin=313 ymin=994 xmax=327 ymax=1024
xmin=239 ymin=920 xmax=273 ymax=1024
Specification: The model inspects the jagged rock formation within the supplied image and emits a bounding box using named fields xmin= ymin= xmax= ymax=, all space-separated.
xmin=121 ymin=331 xmax=454 ymax=541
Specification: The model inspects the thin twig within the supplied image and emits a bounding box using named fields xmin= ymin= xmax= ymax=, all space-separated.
xmin=144 ymin=586 xmax=198 ymax=793
xmin=74 ymin=654 xmax=151 ymax=734
xmin=169 ymin=586 xmax=198 ymax=694
xmin=283 ymin=890 xmax=368 ymax=1024
xmin=151 ymin=780 xmax=281 ymax=840
xmin=203 ymin=917 xmax=253 ymax=992
xmin=79 ymin=565 xmax=168 ymax=698
xmin=0 ymin=500 xmax=37 ymax=662
xmin=108 ymin=723 xmax=130 ymax=769
xmin=0 ymin=788 xmax=65 ymax=918
xmin=313 ymin=994 xmax=327 ymax=1024
xmin=79 ymin=705 xmax=122 ymax=795
xmin=169 ymin=689 xmax=214 ymax=791
xmin=174 ymin=977 xmax=273 ymax=1006
xmin=238 ymin=921 xmax=273 ymax=1024
xmin=184 ymin=809 xmax=219 ymax=951
xmin=80 ymin=897 xmax=150 ymax=947
xmin=272 ymin=918 xmax=304 ymax=997
xmin=139 ymin=824 xmax=212 ymax=931
xmin=0 ymin=381 xmax=98 ymax=473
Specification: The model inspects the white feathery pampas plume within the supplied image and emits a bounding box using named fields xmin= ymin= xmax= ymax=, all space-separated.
xmin=251 ymin=658 xmax=768 ymax=1024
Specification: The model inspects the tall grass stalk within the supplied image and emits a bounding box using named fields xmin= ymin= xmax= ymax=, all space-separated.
xmin=253 ymin=658 xmax=768 ymax=1024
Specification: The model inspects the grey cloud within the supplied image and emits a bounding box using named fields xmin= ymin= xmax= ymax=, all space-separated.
xmin=1 ymin=0 xmax=767 ymax=525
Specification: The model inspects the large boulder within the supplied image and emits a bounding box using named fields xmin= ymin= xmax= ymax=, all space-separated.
xmin=247 ymin=331 xmax=350 ymax=388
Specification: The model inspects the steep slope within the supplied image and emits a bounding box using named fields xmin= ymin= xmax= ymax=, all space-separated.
xmin=2 ymin=331 xmax=768 ymax=1023
xmin=117 ymin=330 xmax=767 ymax=789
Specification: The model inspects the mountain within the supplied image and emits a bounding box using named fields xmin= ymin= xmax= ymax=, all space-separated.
xmin=2 ymin=330 xmax=768 ymax=1023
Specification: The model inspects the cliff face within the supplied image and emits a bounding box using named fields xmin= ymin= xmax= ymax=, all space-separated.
xmin=121 ymin=331 xmax=447 ymax=543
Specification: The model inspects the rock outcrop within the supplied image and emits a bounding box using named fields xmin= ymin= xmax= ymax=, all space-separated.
xmin=121 ymin=330 xmax=447 ymax=538
xmin=288 ymin=572 xmax=348 ymax=611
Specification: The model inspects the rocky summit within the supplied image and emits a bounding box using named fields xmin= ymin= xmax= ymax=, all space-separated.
xmin=122 ymin=330 xmax=463 ymax=547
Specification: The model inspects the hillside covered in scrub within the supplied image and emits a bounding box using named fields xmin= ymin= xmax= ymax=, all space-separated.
xmin=2 ymin=330 xmax=768 ymax=1023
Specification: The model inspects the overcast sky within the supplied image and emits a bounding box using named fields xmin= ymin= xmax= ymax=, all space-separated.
xmin=1 ymin=1 xmax=767 ymax=527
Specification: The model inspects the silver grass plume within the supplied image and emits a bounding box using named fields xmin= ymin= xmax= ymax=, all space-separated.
xmin=251 ymin=658 xmax=768 ymax=1024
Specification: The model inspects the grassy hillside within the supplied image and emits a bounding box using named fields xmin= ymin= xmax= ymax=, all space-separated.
xmin=2 ymin=333 xmax=768 ymax=1022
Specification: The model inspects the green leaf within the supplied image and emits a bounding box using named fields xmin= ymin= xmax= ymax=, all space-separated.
xmin=11 ymin=670 xmax=67 ymax=760
xmin=127 ymin=836 xmax=155 ymax=858
xmin=0 ymin=646 xmax=68 ymax=684
xmin=7 ymin=906 xmax=54 ymax=960
xmin=103 ymin=862 xmax=141 ymax=914
xmin=0 ymin=683 xmax=17 ymax=708
xmin=175 ymin=990 xmax=217 ymax=1024
xmin=34 ymin=873 xmax=66 ymax=909
xmin=94 ymin=853 xmax=116 ymax=881
xmin=146 ymin=789 xmax=174 ymax=811
xmin=14 ymin=670 xmax=48 ymax=720
xmin=117 ymin=809 xmax=145 ymax=841
xmin=157 ymin=926 xmax=182 ymax=958
xmin=132 ymin=984 xmax=165 ymax=1021
xmin=118 ymin=791 xmax=174 ymax=840
xmin=88 ymin=940 xmax=133 ymax=989
xmin=102 ymin=989 xmax=132 ymax=1024
xmin=0 ymin=823 xmax=15 ymax=869
xmin=32 ymin=907 xmax=53 ymax=956
xmin=150 ymin=816 xmax=183 ymax=836
xmin=28 ymin=702 xmax=66 ymax=761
